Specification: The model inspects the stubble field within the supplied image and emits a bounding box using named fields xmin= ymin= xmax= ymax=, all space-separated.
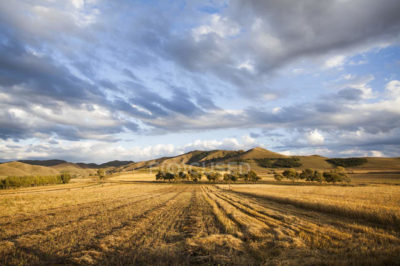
xmin=1 ymin=180 xmax=400 ymax=265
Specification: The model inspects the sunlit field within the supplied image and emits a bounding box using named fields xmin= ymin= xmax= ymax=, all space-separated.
xmin=1 ymin=173 xmax=400 ymax=265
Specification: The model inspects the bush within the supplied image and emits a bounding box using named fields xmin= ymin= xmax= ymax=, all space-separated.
xmin=326 ymin=158 xmax=367 ymax=167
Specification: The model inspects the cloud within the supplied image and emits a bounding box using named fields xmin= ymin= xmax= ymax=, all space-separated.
xmin=307 ymin=130 xmax=324 ymax=145
xmin=324 ymin=55 xmax=346 ymax=69
xmin=386 ymin=80 xmax=400 ymax=97
xmin=0 ymin=135 xmax=262 ymax=163
xmin=0 ymin=0 xmax=399 ymax=160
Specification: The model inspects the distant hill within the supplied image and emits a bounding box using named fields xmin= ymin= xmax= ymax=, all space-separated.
xmin=118 ymin=147 xmax=400 ymax=172
xmin=0 ymin=162 xmax=60 ymax=177
xmin=99 ymin=160 xmax=134 ymax=168
xmin=16 ymin=159 xmax=134 ymax=169
xmin=18 ymin=159 xmax=67 ymax=166
xmin=2 ymin=148 xmax=399 ymax=177
xmin=0 ymin=159 xmax=134 ymax=178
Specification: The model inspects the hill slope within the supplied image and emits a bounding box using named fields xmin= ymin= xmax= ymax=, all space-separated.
xmin=0 ymin=162 xmax=60 ymax=177
xmin=119 ymin=147 xmax=287 ymax=171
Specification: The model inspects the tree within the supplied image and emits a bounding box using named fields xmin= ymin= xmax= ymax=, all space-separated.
xmin=156 ymin=170 xmax=165 ymax=180
xmin=274 ymin=173 xmax=283 ymax=181
xmin=313 ymin=170 xmax=324 ymax=182
xmin=322 ymin=167 xmax=351 ymax=183
xmin=205 ymin=172 xmax=221 ymax=182
xmin=189 ymin=169 xmax=202 ymax=182
xmin=223 ymin=173 xmax=238 ymax=182
xmin=178 ymin=171 xmax=188 ymax=180
xmin=282 ymin=168 xmax=298 ymax=182
xmin=334 ymin=167 xmax=351 ymax=183
xmin=300 ymin=168 xmax=315 ymax=181
xmin=223 ymin=173 xmax=231 ymax=182
xmin=246 ymin=170 xmax=261 ymax=182
xmin=97 ymin=169 xmax=105 ymax=180
xmin=164 ymin=172 xmax=176 ymax=182
xmin=60 ymin=172 xmax=71 ymax=184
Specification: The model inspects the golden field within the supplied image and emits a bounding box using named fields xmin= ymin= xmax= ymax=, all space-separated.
xmin=0 ymin=174 xmax=400 ymax=265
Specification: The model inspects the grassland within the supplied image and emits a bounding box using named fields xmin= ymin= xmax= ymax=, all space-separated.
xmin=0 ymin=174 xmax=400 ymax=265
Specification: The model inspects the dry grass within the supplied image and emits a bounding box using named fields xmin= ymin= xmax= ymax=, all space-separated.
xmin=0 ymin=180 xmax=400 ymax=265
xmin=217 ymin=184 xmax=400 ymax=228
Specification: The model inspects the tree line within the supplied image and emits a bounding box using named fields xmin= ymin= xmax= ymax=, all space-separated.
xmin=0 ymin=172 xmax=72 ymax=189
xmin=156 ymin=169 xmax=261 ymax=183
xmin=273 ymin=167 xmax=351 ymax=183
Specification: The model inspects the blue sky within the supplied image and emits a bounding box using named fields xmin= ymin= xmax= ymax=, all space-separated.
xmin=0 ymin=0 xmax=400 ymax=163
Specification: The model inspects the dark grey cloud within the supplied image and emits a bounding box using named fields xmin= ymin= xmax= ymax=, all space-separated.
xmin=337 ymin=88 xmax=363 ymax=101
xmin=228 ymin=0 xmax=400 ymax=72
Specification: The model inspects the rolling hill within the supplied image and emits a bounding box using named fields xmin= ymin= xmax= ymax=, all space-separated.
xmin=2 ymin=148 xmax=399 ymax=177
xmin=0 ymin=162 xmax=60 ymax=177
xmin=117 ymin=147 xmax=400 ymax=172
xmin=118 ymin=147 xmax=302 ymax=171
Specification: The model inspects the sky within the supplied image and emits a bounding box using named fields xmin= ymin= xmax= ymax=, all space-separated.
xmin=1 ymin=0 xmax=400 ymax=163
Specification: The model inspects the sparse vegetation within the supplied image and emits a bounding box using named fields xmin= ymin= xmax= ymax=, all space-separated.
xmin=255 ymin=157 xmax=302 ymax=168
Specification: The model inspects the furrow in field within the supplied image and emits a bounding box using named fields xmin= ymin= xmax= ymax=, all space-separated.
xmin=0 ymin=185 xmax=172 ymax=226
xmin=0 ymin=186 xmax=176 ymax=241
xmin=213 ymin=187 xmax=400 ymax=264
xmin=0 ymin=189 xmax=181 ymax=265
xmin=77 ymin=187 xmax=193 ymax=265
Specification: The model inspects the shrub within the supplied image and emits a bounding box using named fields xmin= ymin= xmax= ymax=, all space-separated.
xmin=326 ymin=158 xmax=367 ymax=167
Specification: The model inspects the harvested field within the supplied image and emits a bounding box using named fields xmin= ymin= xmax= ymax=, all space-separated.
xmin=1 ymin=182 xmax=400 ymax=265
